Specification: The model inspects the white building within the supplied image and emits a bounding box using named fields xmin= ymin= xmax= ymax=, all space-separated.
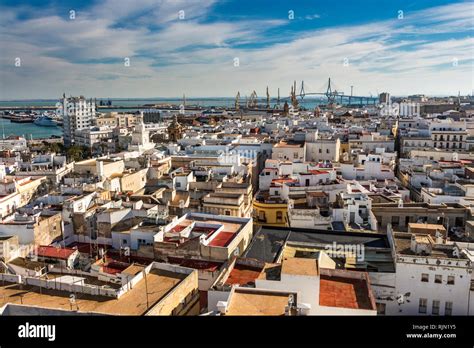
xmin=429 ymin=119 xmax=468 ymax=151
xmin=305 ymin=139 xmax=340 ymax=162
xmin=271 ymin=141 xmax=305 ymax=162
xmin=388 ymin=228 xmax=472 ymax=316
xmin=128 ymin=114 xmax=156 ymax=153
xmin=340 ymin=154 xmax=394 ymax=181
xmin=210 ymin=256 xmax=377 ymax=315
xmin=61 ymin=95 xmax=96 ymax=147
xmin=74 ymin=126 xmax=115 ymax=151
xmin=0 ymin=136 xmax=28 ymax=152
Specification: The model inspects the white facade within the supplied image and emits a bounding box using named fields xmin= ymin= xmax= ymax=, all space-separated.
xmin=340 ymin=154 xmax=394 ymax=181
xmin=0 ymin=137 xmax=27 ymax=152
xmin=74 ymin=127 xmax=114 ymax=150
xmin=305 ymin=139 xmax=340 ymax=162
xmin=61 ymin=96 xmax=96 ymax=147
xmin=429 ymin=119 xmax=467 ymax=151
xmin=389 ymin=229 xmax=472 ymax=316
xmin=128 ymin=115 xmax=155 ymax=153
xmin=272 ymin=143 xmax=306 ymax=162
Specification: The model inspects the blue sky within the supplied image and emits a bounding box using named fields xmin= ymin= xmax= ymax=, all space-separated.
xmin=0 ymin=0 xmax=472 ymax=99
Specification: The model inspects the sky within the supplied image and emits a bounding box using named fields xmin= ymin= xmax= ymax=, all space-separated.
xmin=0 ymin=0 xmax=473 ymax=99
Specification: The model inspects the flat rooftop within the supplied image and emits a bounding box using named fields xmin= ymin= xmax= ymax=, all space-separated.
xmin=208 ymin=231 xmax=237 ymax=247
xmin=225 ymin=290 xmax=293 ymax=316
xmin=408 ymin=223 xmax=446 ymax=232
xmin=168 ymin=257 xmax=222 ymax=272
xmin=244 ymin=227 xmax=390 ymax=264
xmin=281 ymin=257 xmax=319 ymax=277
xmin=393 ymin=233 xmax=467 ymax=259
xmin=0 ymin=269 xmax=186 ymax=315
xmin=319 ymin=275 xmax=374 ymax=310
xmin=225 ymin=264 xmax=263 ymax=286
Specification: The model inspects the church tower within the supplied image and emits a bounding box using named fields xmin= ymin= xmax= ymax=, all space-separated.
xmin=168 ymin=115 xmax=184 ymax=142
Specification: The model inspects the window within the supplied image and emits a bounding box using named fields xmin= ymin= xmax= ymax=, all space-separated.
xmin=225 ymin=210 xmax=231 ymax=216
xmin=318 ymin=148 xmax=322 ymax=153
xmin=276 ymin=211 xmax=283 ymax=222
xmin=391 ymin=216 xmax=399 ymax=226
xmin=445 ymin=302 xmax=453 ymax=316
xmin=419 ymin=298 xmax=427 ymax=314
xmin=122 ymin=239 xmax=127 ymax=245
xmin=326 ymin=149 xmax=330 ymax=154
xmin=376 ymin=303 xmax=386 ymax=315
xmin=293 ymin=152 xmax=299 ymax=159
xmin=432 ymin=300 xmax=440 ymax=315
xmin=421 ymin=273 xmax=429 ymax=282
xmin=435 ymin=275 xmax=442 ymax=284
xmin=447 ymin=276 xmax=455 ymax=285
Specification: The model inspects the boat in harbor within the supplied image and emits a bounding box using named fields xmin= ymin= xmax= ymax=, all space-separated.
xmin=34 ymin=114 xmax=58 ymax=127
xmin=10 ymin=113 xmax=35 ymax=123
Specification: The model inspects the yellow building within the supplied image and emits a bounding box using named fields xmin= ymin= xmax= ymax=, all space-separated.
xmin=253 ymin=199 xmax=288 ymax=227
xmin=120 ymin=168 xmax=148 ymax=194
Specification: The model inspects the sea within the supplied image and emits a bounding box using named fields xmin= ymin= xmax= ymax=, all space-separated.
xmin=0 ymin=97 xmax=326 ymax=139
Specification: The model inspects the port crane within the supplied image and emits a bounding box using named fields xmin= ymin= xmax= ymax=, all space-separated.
xmin=236 ymin=78 xmax=378 ymax=110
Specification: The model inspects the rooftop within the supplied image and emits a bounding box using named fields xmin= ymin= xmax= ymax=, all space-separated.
xmin=319 ymin=274 xmax=374 ymax=310
xmin=281 ymin=257 xmax=319 ymax=277
xmin=224 ymin=264 xmax=263 ymax=286
xmin=274 ymin=141 xmax=304 ymax=148
xmin=393 ymin=232 xmax=467 ymax=259
xmin=208 ymin=231 xmax=237 ymax=247
xmin=0 ymin=268 xmax=186 ymax=315
xmin=225 ymin=289 xmax=295 ymax=316
xmin=36 ymin=246 xmax=77 ymax=260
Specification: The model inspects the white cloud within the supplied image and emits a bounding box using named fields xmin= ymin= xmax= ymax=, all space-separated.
xmin=0 ymin=1 xmax=472 ymax=99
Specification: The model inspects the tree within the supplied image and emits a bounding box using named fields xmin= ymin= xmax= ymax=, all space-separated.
xmin=66 ymin=145 xmax=91 ymax=161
